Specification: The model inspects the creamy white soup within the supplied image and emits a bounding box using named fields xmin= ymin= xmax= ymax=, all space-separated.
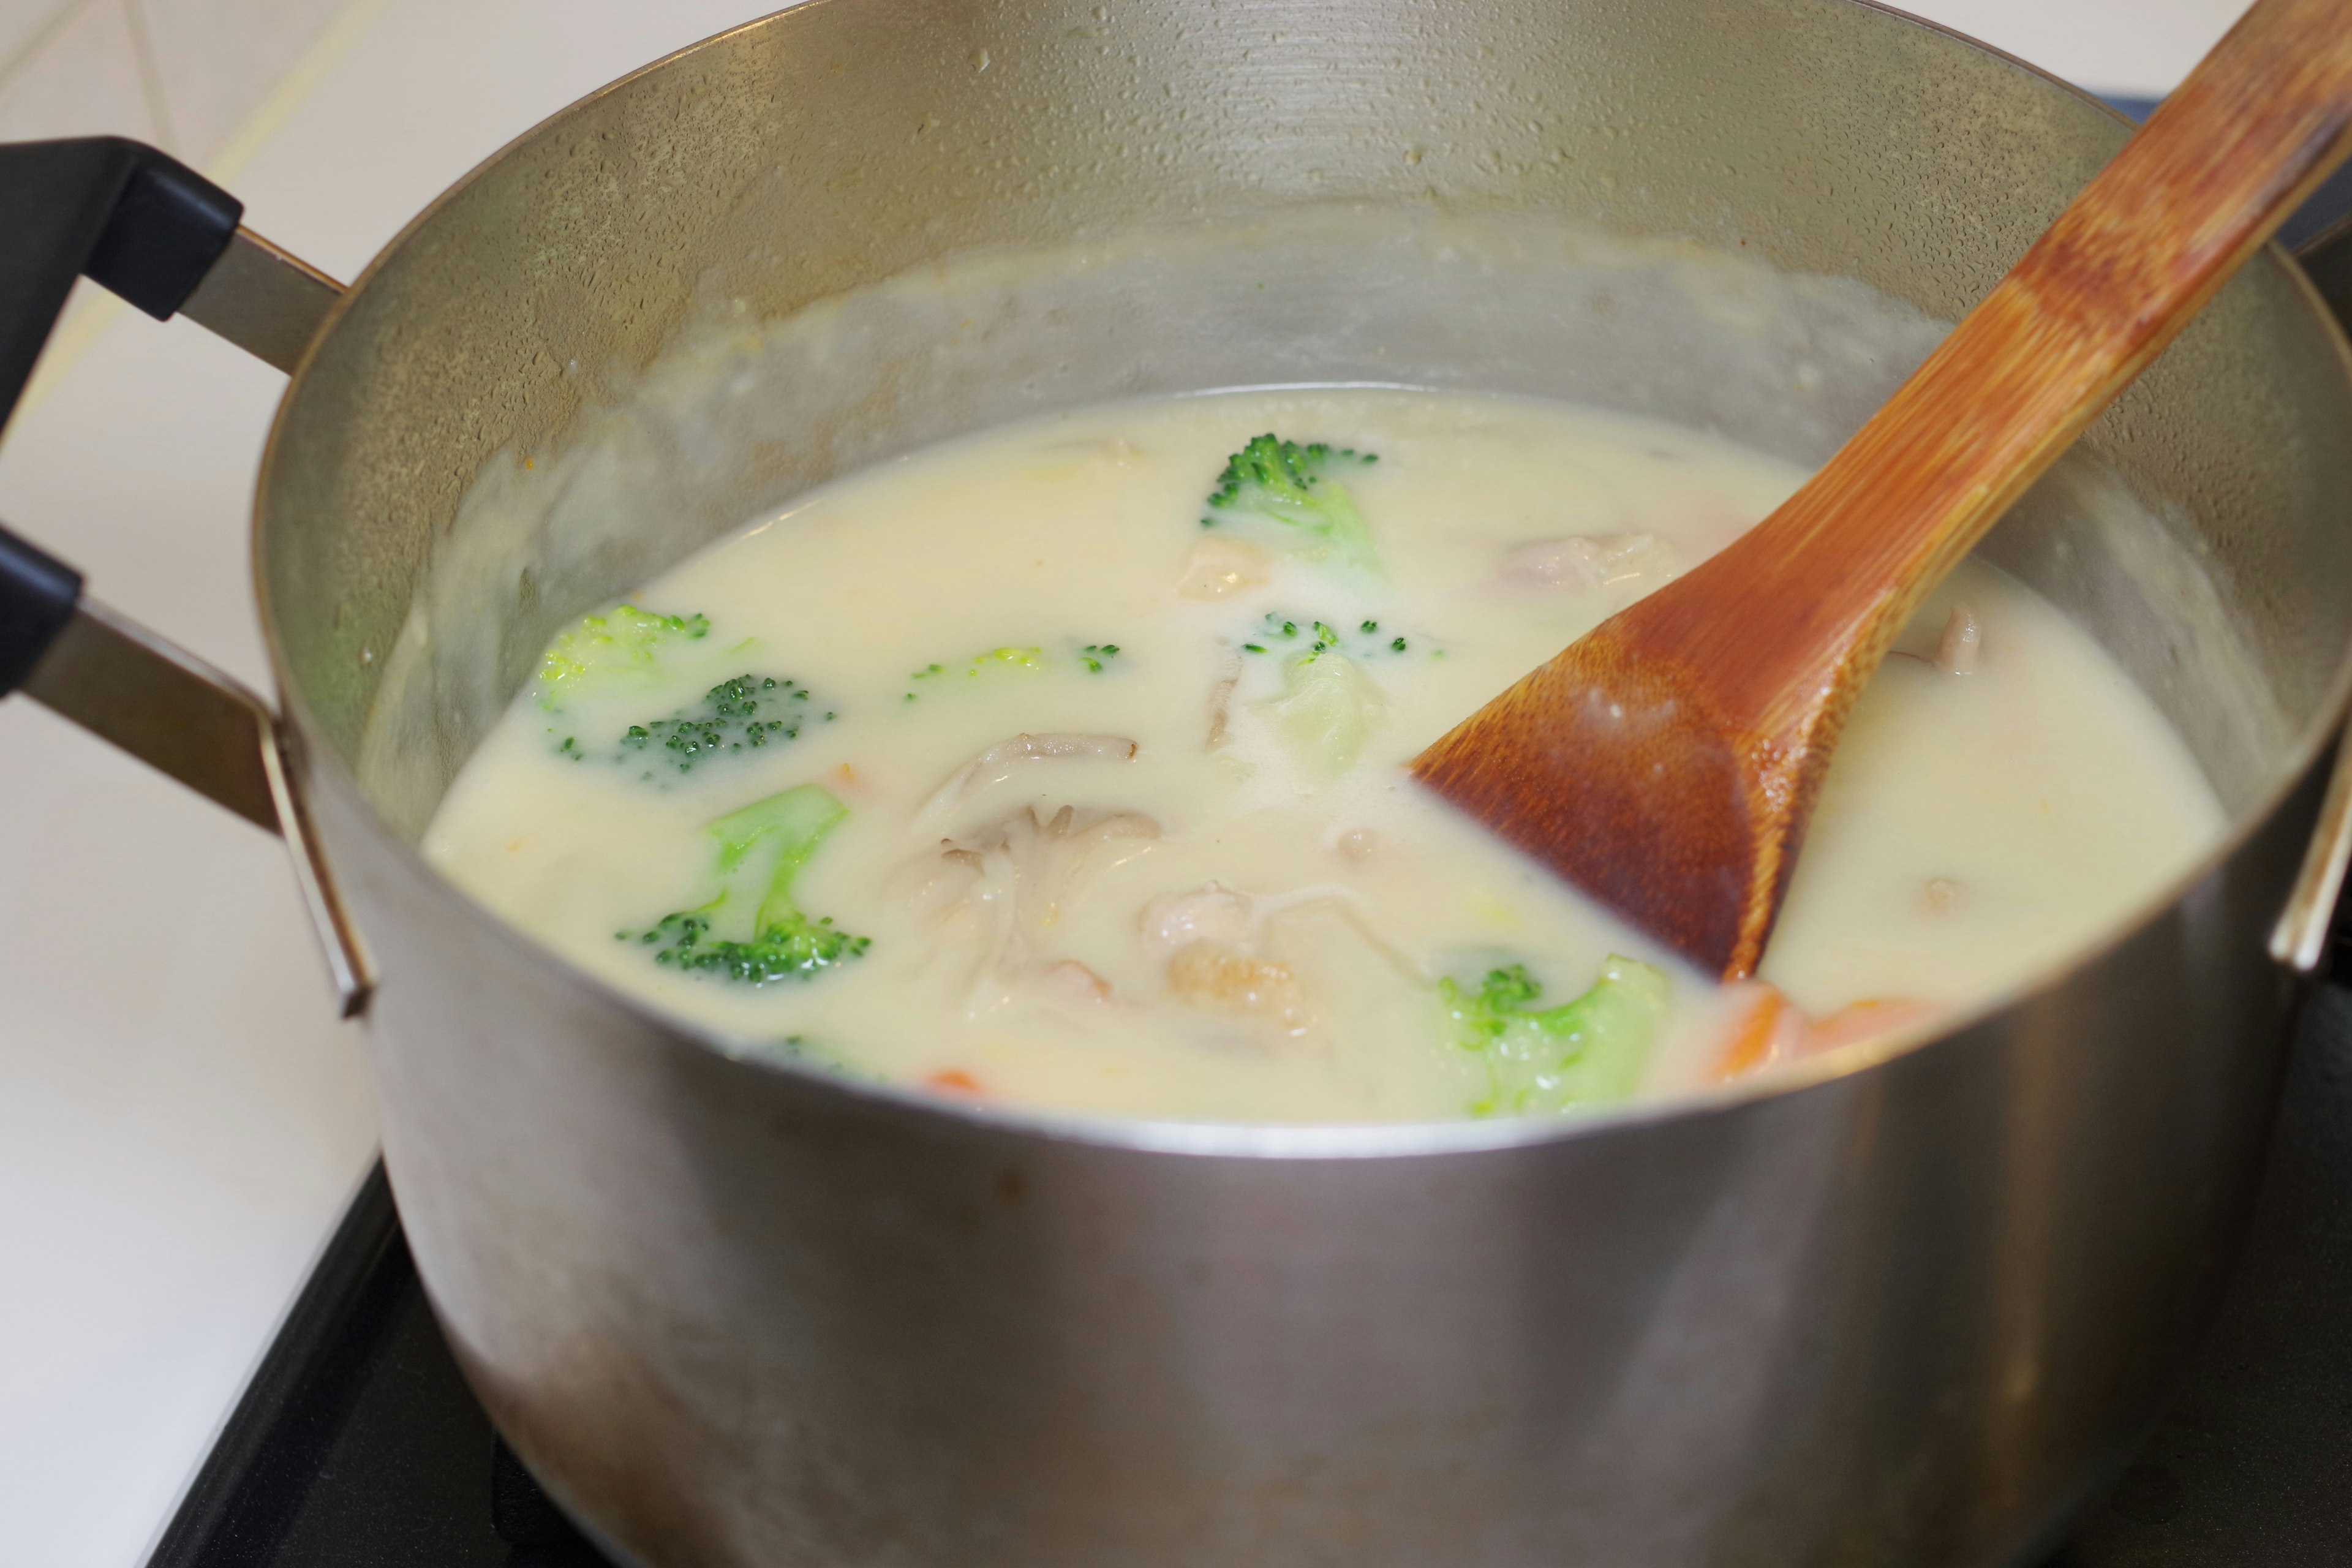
xmin=422 ymin=388 xmax=2225 ymax=1122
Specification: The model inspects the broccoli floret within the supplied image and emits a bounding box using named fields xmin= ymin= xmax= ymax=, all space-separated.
xmin=1233 ymin=612 xmax=1421 ymax=774
xmin=1238 ymin=611 xmax=1422 ymax=662
xmin=624 ymin=784 xmax=870 ymax=984
xmin=903 ymin=644 xmax=1084 ymax=701
xmin=1201 ymin=434 xmax=1381 ymax=571
xmin=538 ymin=604 xmax=711 ymax=710
xmin=909 ymin=647 xmax=1044 ymax=684
xmin=616 ymin=674 xmax=820 ymax=773
xmin=897 ymin=642 xmax=1128 ymax=699
xmin=1260 ymin=641 xmax=1385 ymax=777
xmin=1441 ymin=956 xmax=1668 ymax=1116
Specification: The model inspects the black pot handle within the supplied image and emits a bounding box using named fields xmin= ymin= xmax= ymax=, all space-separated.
xmin=0 ymin=136 xmax=369 ymax=1014
xmin=0 ymin=137 xmax=241 ymax=428
xmin=0 ymin=517 xmax=75 ymax=698
xmin=0 ymin=138 xmax=239 ymax=699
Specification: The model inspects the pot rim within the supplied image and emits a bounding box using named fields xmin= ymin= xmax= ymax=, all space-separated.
xmin=251 ymin=0 xmax=2352 ymax=1161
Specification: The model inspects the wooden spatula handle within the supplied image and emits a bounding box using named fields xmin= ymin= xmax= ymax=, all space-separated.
xmin=1683 ymin=0 xmax=2352 ymax=730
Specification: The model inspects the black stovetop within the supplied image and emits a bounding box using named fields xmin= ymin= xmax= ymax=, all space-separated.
xmin=142 ymin=979 xmax=2352 ymax=1568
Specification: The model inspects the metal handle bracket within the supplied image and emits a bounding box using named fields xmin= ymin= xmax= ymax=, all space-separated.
xmin=2270 ymin=192 xmax=2352 ymax=974
xmin=181 ymin=227 xmax=344 ymax=372
xmin=2271 ymin=723 xmax=2352 ymax=974
xmin=18 ymin=598 xmax=374 ymax=1015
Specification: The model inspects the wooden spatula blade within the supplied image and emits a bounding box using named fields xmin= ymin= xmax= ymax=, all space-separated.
xmin=1412 ymin=603 xmax=1828 ymax=979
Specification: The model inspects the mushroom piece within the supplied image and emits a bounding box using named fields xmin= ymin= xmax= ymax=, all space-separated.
xmin=1934 ymin=604 xmax=1981 ymax=675
xmin=921 ymin=733 xmax=1139 ymax=817
xmin=1205 ymin=651 xmax=1243 ymax=749
xmin=1499 ymin=532 xmax=1676 ymax=590
xmin=935 ymin=804 xmax=1160 ymax=937
xmin=903 ymin=804 xmax=1161 ymax=1015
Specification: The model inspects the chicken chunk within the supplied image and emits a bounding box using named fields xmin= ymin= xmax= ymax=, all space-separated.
xmin=1175 ymin=538 xmax=1272 ymax=601
xmin=1934 ymin=604 xmax=1981 ymax=675
xmin=1165 ymin=942 xmax=1308 ymax=1032
xmin=1498 ymin=532 xmax=1676 ymax=590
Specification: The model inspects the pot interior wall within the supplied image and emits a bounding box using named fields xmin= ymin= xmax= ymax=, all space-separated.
xmin=257 ymin=0 xmax=2352 ymax=840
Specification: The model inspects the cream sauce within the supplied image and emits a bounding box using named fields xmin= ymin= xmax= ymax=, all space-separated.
xmin=423 ymin=388 xmax=2225 ymax=1122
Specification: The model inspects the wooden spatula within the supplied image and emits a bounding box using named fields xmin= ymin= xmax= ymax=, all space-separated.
xmin=1412 ymin=0 xmax=2352 ymax=979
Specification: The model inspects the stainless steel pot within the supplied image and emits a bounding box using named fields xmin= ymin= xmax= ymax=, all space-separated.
xmin=7 ymin=2 xmax=2352 ymax=1564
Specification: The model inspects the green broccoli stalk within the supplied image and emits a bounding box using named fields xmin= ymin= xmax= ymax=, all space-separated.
xmin=617 ymin=674 xmax=824 ymax=773
xmin=1201 ymin=434 xmax=1381 ymax=572
xmin=626 ymin=784 xmax=870 ymax=984
xmin=1441 ymin=956 xmax=1668 ymax=1116
xmin=538 ymin=604 xmax=712 ymax=710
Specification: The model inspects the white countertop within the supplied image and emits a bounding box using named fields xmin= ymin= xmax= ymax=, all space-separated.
xmin=0 ymin=2 xmax=2250 ymax=1563
xmin=0 ymin=3 xmax=821 ymax=1562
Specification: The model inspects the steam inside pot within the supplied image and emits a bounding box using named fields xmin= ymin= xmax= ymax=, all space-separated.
xmin=420 ymin=388 xmax=2224 ymax=1122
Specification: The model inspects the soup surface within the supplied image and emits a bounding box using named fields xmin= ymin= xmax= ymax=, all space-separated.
xmin=423 ymin=388 xmax=2225 ymax=1121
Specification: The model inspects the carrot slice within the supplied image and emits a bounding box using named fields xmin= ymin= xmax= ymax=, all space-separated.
xmin=925 ymin=1068 xmax=987 ymax=1095
xmin=1803 ymin=998 xmax=1936 ymax=1055
xmin=1711 ymin=981 xmax=1799 ymax=1081
xmin=1714 ymin=990 xmax=1937 ymax=1081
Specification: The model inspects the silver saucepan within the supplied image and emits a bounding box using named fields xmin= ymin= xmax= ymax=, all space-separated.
xmin=6 ymin=2 xmax=2352 ymax=1564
